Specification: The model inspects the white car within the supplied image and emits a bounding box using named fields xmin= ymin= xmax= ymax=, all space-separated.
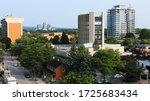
xmin=6 ymin=76 xmax=17 ymax=84
xmin=96 ymin=79 xmax=109 ymax=84
xmin=14 ymin=63 xmax=18 ymax=67
xmin=114 ymin=74 xmax=123 ymax=78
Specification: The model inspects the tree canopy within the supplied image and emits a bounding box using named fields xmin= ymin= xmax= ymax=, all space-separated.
xmin=10 ymin=34 xmax=55 ymax=79
xmin=65 ymin=44 xmax=92 ymax=74
xmin=19 ymin=43 xmax=55 ymax=78
xmin=63 ymin=44 xmax=95 ymax=84
xmin=60 ymin=32 xmax=69 ymax=44
xmin=1 ymin=37 xmax=11 ymax=49
xmin=123 ymin=57 xmax=143 ymax=82
xmin=125 ymin=33 xmax=135 ymax=38
xmin=63 ymin=71 xmax=95 ymax=84
xmin=52 ymin=35 xmax=60 ymax=44
xmin=92 ymin=49 xmax=124 ymax=76
xmin=105 ymin=38 xmax=120 ymax=44
xmin=139 ymin=29 xmax=150 ymax=39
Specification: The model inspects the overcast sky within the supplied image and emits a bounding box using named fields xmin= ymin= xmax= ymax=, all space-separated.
xmin=0 ymin=0 xmax=149 ymax=28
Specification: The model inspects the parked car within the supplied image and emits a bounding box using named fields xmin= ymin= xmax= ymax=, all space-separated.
xmin=24 ymin=73 xmax=31 ymax=78
xmin=14 ymin=63 xmax=18 ymax=67
xmin=96 ymin=79 xmax=111 ymax=84
xmin=114 ymin=74 xmax=123 ymax=78
xmin=5 ymin=76 xmax=17 ymax=84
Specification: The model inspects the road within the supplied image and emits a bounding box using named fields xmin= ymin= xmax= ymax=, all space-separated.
xmin=3 ymin=53 xmax=44 ymax=84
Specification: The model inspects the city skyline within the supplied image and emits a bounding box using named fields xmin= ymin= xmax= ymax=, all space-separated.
xmin=0 ymin=0 xmax=149 ymax=28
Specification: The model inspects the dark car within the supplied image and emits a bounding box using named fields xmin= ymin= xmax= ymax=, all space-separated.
xmin=24 ymin=73 xmax=31 ymax=78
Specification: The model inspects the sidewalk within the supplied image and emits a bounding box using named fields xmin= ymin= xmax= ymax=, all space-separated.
xmin=36 ymin=78 xmax=45 ymax=84
xmin=136 ymin=79 xmax=150 ymax=84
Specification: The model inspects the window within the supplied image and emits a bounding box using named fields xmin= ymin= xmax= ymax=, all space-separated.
xmin=95 ymin=17 xmax=101 ymax=21
xmin=142 ymin=63 xmax=144 ymax=68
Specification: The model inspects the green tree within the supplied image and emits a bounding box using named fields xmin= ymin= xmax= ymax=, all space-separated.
xmin=125 ymin=33 xmax=135 ymax=38
xmin=10 ymin=34 xmax=49 ymax=56
xmin=140 ymin=39 xmax=150 ymax=44
xmin=63 ymin=72 xmax=95 ymax=84
xmin=125 ymin=67 xmax=143 ymax=82
xmin=105 ymin=38 xmax=120 ymax=44
xmin=65 ymin=45 xmax=92 ymax=74
xmin=19 ymin=43 xmax=55 ymax=80
xmin=63 ymin=44 xmax=95 ymax=83
xmin=10 ymin=36 xmax=33 ymax=56
xmin=124 ymin=58 xmax=143 ymax=82
xmin=92 ymin=49 xmax=124 ymax=76
xmin=52 ymin=35 xmax=60 ymax=44
xmin=122 ymin=38 xmax=137 ymax=50
xmin=1 ymin=37 xmax=11 ymax=49
xmin=139 ymin=29 xmax=150 ymax=39
xmin=34 ymin=33 xmax=48 ymax=43
xmin=60 ymin=32 xmax=69 ymax=44
xmin=135 ymin=28 xmax=142 ymax=34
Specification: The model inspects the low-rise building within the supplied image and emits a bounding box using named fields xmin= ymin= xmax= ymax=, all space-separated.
xmin=44 ymin=60 xmax=64 ymax=82
xmin=42 ymin=32 xmax=75 ymax=43
xmin=134 ymin=44 xmax=150 ymax=54
xmin=137 ymin=60 xmax=150 ymax=71
xmin=103 ymin=44 xmax=124 ymax=54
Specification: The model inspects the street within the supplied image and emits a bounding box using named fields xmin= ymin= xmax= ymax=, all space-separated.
xmin=3 ymin=53 xmax=44 ymax=84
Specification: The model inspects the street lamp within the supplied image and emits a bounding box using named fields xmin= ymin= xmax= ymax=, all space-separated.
xmin=144 ymin=69 xmax=149 ymax=84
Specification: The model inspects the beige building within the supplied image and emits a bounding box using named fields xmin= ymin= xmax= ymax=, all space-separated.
xmin=1 ymin=14 xmax=24 ymax=43
xmin=78 ymin=12 xmax=104 ymax=47
xmin=78 ymin=12 xmax=125 ymax=54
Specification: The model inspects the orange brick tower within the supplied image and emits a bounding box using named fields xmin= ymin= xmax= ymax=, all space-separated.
xmin=1 ymin=14 xmax=24 ymax=43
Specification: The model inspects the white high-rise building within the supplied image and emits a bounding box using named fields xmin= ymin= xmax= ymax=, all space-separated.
xmin=78 ymin=12 xmax=104 ymax=46
xmin=107 ymin=5 xmax=135 ymax=39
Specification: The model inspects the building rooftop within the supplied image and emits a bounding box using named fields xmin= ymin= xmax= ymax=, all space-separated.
xmin=47 ymin=60 xmax=62 ymax=68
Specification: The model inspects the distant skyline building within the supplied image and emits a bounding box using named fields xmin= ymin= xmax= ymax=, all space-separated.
xmin=47 ymin=24 xmax=51 ymax=30
xmin=1 ymin=14 xmax=24 ymax=43
xmin=36 ymin=22 xmax=51 ymax=30
xmin=78 ymin=12 xmax=104 ymax=46
xmin=36 ymin=24 xmax=42 ymax=30
xmin=107 ymin=5 xmax=135 ymax=39
xmin=42 ymin=22 xmax=47 ymax=30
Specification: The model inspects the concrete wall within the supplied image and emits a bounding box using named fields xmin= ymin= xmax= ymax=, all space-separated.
xmin=103 ymin=44 xmax=124 ymax=54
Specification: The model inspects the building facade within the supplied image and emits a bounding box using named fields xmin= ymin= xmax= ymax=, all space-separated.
xmin=1 ymin=14 xmax=24 ymax=43
xmin=78 ymin=12 xmax=104 ymax=46
xmin=107 ymin=5 xmax=135 ymax=39
xmin=44 ymin=60 xmax=64 ymax=82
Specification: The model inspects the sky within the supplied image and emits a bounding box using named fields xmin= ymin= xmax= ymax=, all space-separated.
xmin=0 ymin=0 xmax=149 ymax=28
